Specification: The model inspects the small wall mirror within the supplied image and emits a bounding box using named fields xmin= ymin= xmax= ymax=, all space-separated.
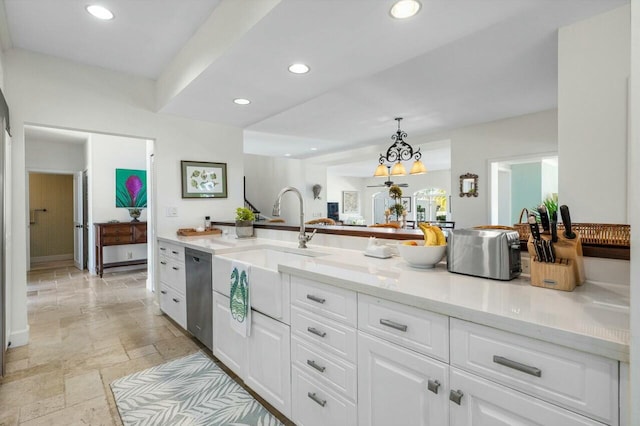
xmin=459 ymin=173 xmax=478 ymax=197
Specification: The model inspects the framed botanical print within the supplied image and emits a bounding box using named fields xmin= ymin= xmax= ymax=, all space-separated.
xmin=181 ymin=161 xmax=228 ymax=198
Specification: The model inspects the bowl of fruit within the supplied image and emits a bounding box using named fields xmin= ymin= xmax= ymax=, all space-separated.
xmin=397 ymin=224 xmax=447 ymax=269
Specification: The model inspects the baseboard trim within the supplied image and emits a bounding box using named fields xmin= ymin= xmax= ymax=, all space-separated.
xmin=9 ymin=326 xmax=30 ymax=347
xmin=31 ymin=254 xmax=74 ymax=263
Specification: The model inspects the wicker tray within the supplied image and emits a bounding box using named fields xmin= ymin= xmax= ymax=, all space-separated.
xmin=515 ymin=222 xmax=629 ymax=247
xmin=176 ymin=227 xmax=222 ymax=236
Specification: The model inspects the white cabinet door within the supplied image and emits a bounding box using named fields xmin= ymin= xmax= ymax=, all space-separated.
xmin=449 ymin=368 xmax=604 ymax=426
xmin=245 ymin=310 xmax=291 ymax=418
xmin=358 ymin=332 xmax=448 ymax=426
xmin=158 ymin=283 xmax=186 ymax=329
xmin=212 ymin=292 xmax=246 ymax=378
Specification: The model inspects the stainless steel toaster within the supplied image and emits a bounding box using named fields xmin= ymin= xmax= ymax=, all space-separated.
xmin=447 ymin=228 xmax=522 ymax=280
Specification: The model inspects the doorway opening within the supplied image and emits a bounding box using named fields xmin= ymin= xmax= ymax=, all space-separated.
xmin=25 ymin=125 xmax=155 ymax=288
xmin=489 ymin=154 xmax=558 ymax=226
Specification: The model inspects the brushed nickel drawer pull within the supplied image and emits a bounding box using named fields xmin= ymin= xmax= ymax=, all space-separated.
xmin=160 ymin=261 xmax=167 ymax=265
xmin=307 ymin=392 xmax=327 ymax=407
xmin=307 ymin=327 xmax=326 ymax=338
xmin=160 ymin=247 xmax=167 ymax=251
xmin=172 ymin=266 xmax=179 ymax=271
xmin=172 ymin=298 xmax=179 ymax=303
xmin=306 ymin=294 xmax=326 ymax=304
xmin=307 ymin=359 xmax=326 ymax=373
xmin=160 ymin=290 xmax=167 ymax=294
xmin=449 ymin=389 xmax=464 ymax=405
xmin=493 ymin=355 xmax=542 ymax=377
xmin=379 ymin=318 xmax=408 ymax=332
xmin=427 ymin=379 xmax=440 ymax=394
xmin=172 ymin=250 xmax=179 ymax=255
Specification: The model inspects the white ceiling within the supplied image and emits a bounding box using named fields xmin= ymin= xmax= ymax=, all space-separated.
xmin=1 ymin=0 xmax=628 ymax=177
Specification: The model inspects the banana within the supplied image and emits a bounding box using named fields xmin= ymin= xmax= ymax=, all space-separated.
xmin=431 ymin=226 xmax=446 ymax=246
xmin=418 ymin=222 xmax=446 ymax=246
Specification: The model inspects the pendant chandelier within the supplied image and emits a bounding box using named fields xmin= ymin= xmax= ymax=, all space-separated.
xmin=374 ymin=117 xmax=427 ymax=177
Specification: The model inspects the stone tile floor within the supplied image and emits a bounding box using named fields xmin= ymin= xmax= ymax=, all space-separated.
xmin=0 ymin=263 xmax=291 ymax=425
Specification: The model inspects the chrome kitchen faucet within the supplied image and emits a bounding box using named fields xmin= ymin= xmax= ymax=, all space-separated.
xmin=272 ymin=186 xmax=316 ymax=249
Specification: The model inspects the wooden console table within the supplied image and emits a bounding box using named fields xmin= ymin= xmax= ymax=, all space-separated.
xmin=94 ymin=222 xmax=147 ymax=277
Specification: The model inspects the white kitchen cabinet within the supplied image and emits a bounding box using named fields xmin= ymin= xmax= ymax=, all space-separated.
xmin=158 ymin=240 xmax=186 ymax=328
xmin=357 ymin=331 xmax=449 ymax=426
xmin=449 ymin=367 xmax=605 ymax=426
xmin=158 ymin=283 xmax=186 ymax=329
xmin=450 ymin=318 xmax=618 ymax=424
xmin=245 ymin=309 xmax=291 ymax=418
xmin=292 ymin=366 xmax=357 ymax=426
xmin=212 ymin=291 xmax=246 ymax=378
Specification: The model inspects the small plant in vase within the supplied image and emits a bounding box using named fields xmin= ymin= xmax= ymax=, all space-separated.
xmin=388 ymin=185 xmax=405 ymax=222
xmin=235 ymin=207 xmax=255 ymax=238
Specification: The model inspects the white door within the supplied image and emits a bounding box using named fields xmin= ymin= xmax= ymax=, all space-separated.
xmin=245 ymin=310 xmax=291 ymax=418
xmin=212 ymin=291 xmax=246 ymax=378
xmin=73 ymin=171 xmax=83 ymax=270
xmin=449 ymin=368 xmax=603 ymax=426
xmin=358 ymin=332 xmax=449 ymax=426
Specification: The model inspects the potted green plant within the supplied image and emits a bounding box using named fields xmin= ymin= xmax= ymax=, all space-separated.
xmin=235 ymin=207 xmax=256 ymax=238
xmin=388 ymin=185 xmax=404 ymax=222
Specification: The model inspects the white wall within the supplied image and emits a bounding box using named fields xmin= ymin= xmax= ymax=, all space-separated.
xmin=326 ymin=174 xmax=365 ymax=222
xmin=244 ymin=154 xmax=326 ymax=224
xmin=450 ymin=109 xmax=558 ymax=229
xmin=4 ymin=49 xmax=245 ymax=346
xmin=87 ymin=134 xmax=148 ymax=272
xmin=26 ymin=139 xmax=85 ymax=171
xmin=558 ymin=5 xmax=630 ymax=223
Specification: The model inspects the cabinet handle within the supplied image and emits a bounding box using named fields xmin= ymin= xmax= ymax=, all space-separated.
xmin=427 ymin=379 xmax=440 ymax=394
xmin=449 ymin=389 xmax=464 ymax=405
xmin=160 ymin=290 xmax=167 ymax=294
xmin=379 ymin=318 xmax=408 ymax=332
xmin=493 ymin=355 xmax=542 ymax=377
xmin=172 ymin=267 xmax=179 ymax=271
xmin=307 ymin=392 xmax=327 ymax=407
xmin=307 ymin=359 xmax=326 ymax=373
xmin=307 ymin=327 xmax=327 ymax=338
xmin=160 ymin=261 xmax=167 ymax=265
xmin=192 ymin=257 xmax=200 ymax=263
xmin=172 ymin=298 xmax=179 ymax=303
xmin=160 ymin=247 xmax=167 ymax=251
xmin=306 ymin=294 xmax=326 ymax=304
xmin=172 ymin=250 xmax=179 ymax=254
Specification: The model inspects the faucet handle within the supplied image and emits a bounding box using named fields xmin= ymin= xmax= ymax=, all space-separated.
xmin=307 ymin=228 xmax=317 ymax=241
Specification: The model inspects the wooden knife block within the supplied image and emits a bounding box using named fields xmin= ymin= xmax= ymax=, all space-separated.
xmin=527 ymin=233 xmax=585 ymax=292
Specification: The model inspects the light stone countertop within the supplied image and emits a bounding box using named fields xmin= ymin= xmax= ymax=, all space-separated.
xmin=157 ymin=233 xmax=630 ymax=362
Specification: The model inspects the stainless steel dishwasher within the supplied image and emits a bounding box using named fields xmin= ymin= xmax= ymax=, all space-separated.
xmin=185 ymin=248 xmax=213 ymax=350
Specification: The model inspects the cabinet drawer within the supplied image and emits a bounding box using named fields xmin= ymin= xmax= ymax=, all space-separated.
xmin=450 ymin=368 xmax=604 ymax=426
xmin=291 ymin=335 xmax=357 ymax=400
xmin=158 ymin=240 xmax=184 ymax=261
xmin=358 ymin=294 xmax=449 ymax=362
xmin=101 ymin=224 xmax=132 ymax=236
xmin=291 ymin=276 xmax=357 ymax=326
xmin=292 ymin=366 xmax=357 ymax=426
xmin=450 ymin=318 xmax=618 ymax=425
xmin=158 ymin=257 xmax=186 ymax=294
xmin=159 ymin=283 xmax=186 ymax=329
xmin=291 ymin=306 xmax=357 ymax=363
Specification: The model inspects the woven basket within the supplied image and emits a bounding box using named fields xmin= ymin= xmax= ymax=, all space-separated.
xmin=558 ymin=223 xmax=630 ymax=247
xmin=513 ymin=208 xmax=531 ymax=242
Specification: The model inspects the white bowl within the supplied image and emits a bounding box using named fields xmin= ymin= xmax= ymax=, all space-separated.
xmin=397 ymin=241 xmax=446 ymax=269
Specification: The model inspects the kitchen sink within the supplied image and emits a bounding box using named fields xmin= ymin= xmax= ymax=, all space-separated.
xmin=213 ymin=246 xmax=328 ymax=323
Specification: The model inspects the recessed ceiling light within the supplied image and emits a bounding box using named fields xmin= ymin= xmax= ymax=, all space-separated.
xmin=86 ymin=5 xmax=114 ymax=20
xmin=233 ymin=98 xmax=251 ymax=105
xmin=284 ymin=153 xmax=291 ymax=157
xmin=288 ymin=63 xmax=310 ymax=74
xmin=310 ymin=147 xmax=318 ymax=151
xmin=390 ymin=0 xmax=421 ymax=19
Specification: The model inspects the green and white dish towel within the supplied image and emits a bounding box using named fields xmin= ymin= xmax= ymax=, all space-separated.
xmin=230 ymin=260 xmax=251 ymax=337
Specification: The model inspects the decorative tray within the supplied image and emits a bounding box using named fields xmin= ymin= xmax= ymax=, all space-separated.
xmin=177 ymin=228 xmax=222 ymax=236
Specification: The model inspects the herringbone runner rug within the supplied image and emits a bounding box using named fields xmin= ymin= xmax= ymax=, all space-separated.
xmin=111 ymin=351 xmax=283 ymax=425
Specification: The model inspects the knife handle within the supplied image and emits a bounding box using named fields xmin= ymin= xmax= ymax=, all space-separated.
xmin=538 ymin=206 xmax=550 ymax=232
xmin=550 ymin=211 xmax=558 ymax=243
xmin=559 ymin=205 xmax=576 ymax=239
